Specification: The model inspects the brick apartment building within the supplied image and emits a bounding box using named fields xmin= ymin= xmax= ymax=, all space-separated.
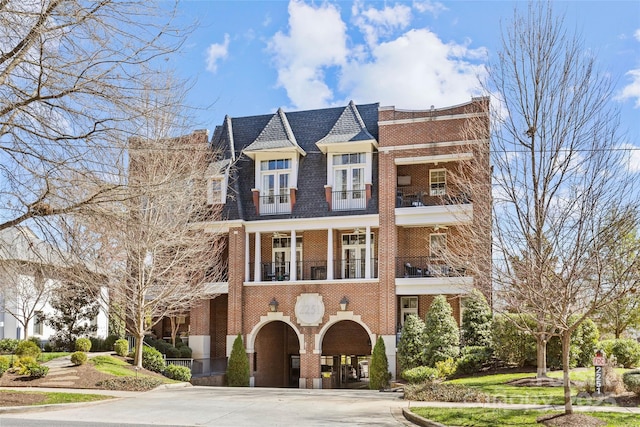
xmin=164 ymin=97 xmax=491 ymax=388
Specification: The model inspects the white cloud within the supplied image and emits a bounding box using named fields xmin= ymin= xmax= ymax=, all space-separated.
xmin=619 ymin=143 xmax=640 ymax=173
xmin=617 ymin=69 xmax=640 ymax=108
xmin=206 ymin=34 xmax=230 ymax=73
xmin=352 ymin=0 xmax=412 ymax=46
xmin=268 ymin=0 xmax=348 ymax=109
xmin=413 ymin=0 xmax=448 ymax=16
xmin=340 ymin=29 xmax=486 ymax=109
xmin=269 ymin=0 xmax=486 ymax=111
xmin=635 ymin=28 xmax=640 ymax=42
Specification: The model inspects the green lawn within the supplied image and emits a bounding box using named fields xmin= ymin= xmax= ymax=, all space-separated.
xmin=90 ymin=355 xmax=134 ymax=377
xmin=447 ymin=370 xmax=629 ymax=406
xmin=0 ymin=389 xmax=111 ymax=405
xmin=410 ymin=407 xmax=638 ymax=427
xmin=37 ymin=352 xmax=70 ymax=362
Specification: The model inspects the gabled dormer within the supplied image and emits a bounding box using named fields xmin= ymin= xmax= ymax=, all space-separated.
xmin=242 ymin=108 xmax=306 ymax=215
xmin=205 ymin=158 xmax=231 ymax=205
xmin=316 ymin=101 xmax=378 ymax=211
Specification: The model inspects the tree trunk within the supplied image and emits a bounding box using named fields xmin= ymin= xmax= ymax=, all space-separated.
xmin=134 ymin=332 xmax=144 ymax=369
xmin=562 ymin=331 xmax=573 ymax=415
xmin=536 ymin=336 xmax=548 ymax=378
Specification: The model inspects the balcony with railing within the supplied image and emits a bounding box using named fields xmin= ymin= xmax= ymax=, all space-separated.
xmin=259 ymin=192 xmax=291 ymax=215
xmin=248 ymin=258 xmax=379 ymax=282
xmin=395 ymin=256 xmax=473 ymax=295
xmin=332 ymin=189 xmax=366 ymax=211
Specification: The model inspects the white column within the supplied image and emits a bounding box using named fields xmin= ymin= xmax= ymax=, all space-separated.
xmin=327 ymin=228 xmax=334 ymax=280
xmin=254 ymin=232 xmax=261 ymax=282
xmin=245 ymin=231 xmax=250 ymax=282
xmin=365 ymin=225 xmax=372 ymax=279
xmin=290 ymin=229 xmax=297 ymax=281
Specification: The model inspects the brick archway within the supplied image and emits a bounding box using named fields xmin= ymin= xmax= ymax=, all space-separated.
xmin=314 ymin=311 xmax=375 ymax=354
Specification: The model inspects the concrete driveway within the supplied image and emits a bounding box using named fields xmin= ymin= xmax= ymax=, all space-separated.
xmin=0 ymin=386 xmax=413 ymax=426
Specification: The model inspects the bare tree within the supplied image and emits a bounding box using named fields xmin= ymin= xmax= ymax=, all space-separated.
xmin=0 ymin=227 xmax=62 ymax=339
xmin=0 ymin=0 xmax=189 ymax=232
xmin=454 ymin=2 xmax=640 ymax=416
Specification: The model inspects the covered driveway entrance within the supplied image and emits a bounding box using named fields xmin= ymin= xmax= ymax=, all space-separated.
xmin=320 ymin=320 xmax=372 ymax=388
xmin=253 ymin=321 xmax=301 ymax=387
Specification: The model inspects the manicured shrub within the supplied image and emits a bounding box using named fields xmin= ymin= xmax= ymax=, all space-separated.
xmin=164 ymin=364 xmax=192 ymax=382
xmin=491 ymin=314 xmax=536 ymax=367
xmin=28 ymin=336 xmax=42 ymax=349
xmin=611 ymin=339 xmax=640 ymax=368
xmin=574 ymin=319 xmax=600 ymax=367
xmin=165 ymin=345 xmax=180 ymax=358
xmin=75 ymin=337 xmax=92 ymax=352
xmin=0 ymin=338 xmax=19 ymax=354
xmin=141 ymin=346 xmax=165 ymax=373
xmin=70 ymin=351 xmax=88 ymax=366
xmin=15 ymin=340 xmax=41 ymax=359
xmin=455 ymin=346 xmax=493 ymax=375
xmin=90 ymin=337 xmax=105 ymax=352
xmin=14 ymin=356 xmax=49 ymax=378
xmin=435 ymin=357 xmax=457 ymax=379
xmin=597 ymin=339 xmax=640 ymax=368
xmin=461 ymin=289 xmax=492 ymax=348
xmin=369 ymin=336 xmax=391 ymax=390
xmin=103 ymin=335 xmax=119 ymax=352
xmin=623 ymin=369 xmax=640 ymax=395
xmin=423 ymin=295 xmax=459 ymax=367
xmin=401 ymin=366 xmax=438 ymax=384
xmin=0 ymin=355 xmax=11 ymax=377
xmin=226 ymin=334 xmax=249 ymax=387
xmin=114 ymin=339 xmax=129 ymax=357
xmin=397 ymin=314 xmax=426 ymax=372
xmin=179 ymin=346 xmax=192 ymax=358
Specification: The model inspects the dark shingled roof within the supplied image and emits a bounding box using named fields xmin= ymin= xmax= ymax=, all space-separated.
xmin=213 ymin=102 xmax=379 ymax=221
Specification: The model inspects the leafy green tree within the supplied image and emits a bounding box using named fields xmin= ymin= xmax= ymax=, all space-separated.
xmin=43 ymin=281 xmax=100 ymax=351
xmin=227 ymin=334 xmax=249 ymax=387
xmin=424 ymin=295 xmax=460 ymax=367
xmin=461 ymin=289 xmax=492 ymax=348
xmin=369 ymin=336 xmax=391 ymax=390
xmin=397 ymin=315 xmax=426 ymax=372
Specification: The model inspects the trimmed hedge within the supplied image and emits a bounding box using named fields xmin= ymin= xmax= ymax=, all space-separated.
xmin=70 ymin=351 xmax=88 ymax=366
xmin=401 ymin=366 xmax=438 ymax=384
xmin=623 ymin=369 xmax=640 ymax=395
xmin=75 ymin=338 xmax=92 ymax=352
xmin=164 ymin=364 xmax=192 ymax=382
xmin=141 ymin=346 xmax=165 ymax=373
xmin=15 ymin=340 xmax=41 ymax=359
xmin=114 ymin=339 xmax=129 ymax=357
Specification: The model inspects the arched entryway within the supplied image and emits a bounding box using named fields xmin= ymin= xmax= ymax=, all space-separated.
xmin=253 ymin=321 xmax=301 ymax=387
xmin=320 ymin=320 xmax=372 ymax=388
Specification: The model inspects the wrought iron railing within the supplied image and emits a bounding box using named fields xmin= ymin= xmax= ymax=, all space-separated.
xmin=249 ymin=258 xmax=379 ymax=281
xmin=397 ymin=256 xmax=467 ymax=278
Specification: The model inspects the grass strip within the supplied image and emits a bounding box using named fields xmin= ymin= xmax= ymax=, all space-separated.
xmin=410 ymin=407 xmax=637 ymax=427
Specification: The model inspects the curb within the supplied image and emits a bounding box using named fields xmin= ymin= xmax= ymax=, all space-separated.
xmin=402 ymin=408 xmax=447 ymax=427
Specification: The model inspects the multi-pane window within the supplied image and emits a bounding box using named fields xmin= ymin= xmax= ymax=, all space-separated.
xmin=210 ymin=179 xmax=223 ymax=204
xmin=430 ymin=169 xmax=446 ymax=196
xmin=400 ymin=297 xmax=418 ymax=325
xmin=270 ymin=237 xmax=302 ymax=280
xmin=260 ymin=159 xmax=291 ymax=214
xmin=430 ymin=233 xmax=447 ymax=258
xmin=333 ymin=153 xmax=365 ymax=210
xmin=33 ymin=311 xmax=43 ymax=336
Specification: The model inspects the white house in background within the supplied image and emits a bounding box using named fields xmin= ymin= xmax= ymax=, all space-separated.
xmin=0 ymin=226 xmax=108 ymax=341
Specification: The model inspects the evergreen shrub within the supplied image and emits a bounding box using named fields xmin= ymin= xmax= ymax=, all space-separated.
xmin=141 ymin=346 xmax=165 ymax=373
xmin=114 ymin=339 xmax=129 ymax=357
xmin=70 ymin=351 xmax=88 ymax=366
xmin=15 ymin=340 xmax=41 ymax=359
xmin=75 ymin=337 xmax=92 ymax=352
xmin=369 ymin=336 xmax=391 ymax=390
xmin=164 ymin=364 xmax=192 ymax=382
xmin=226 ymin=334 xmax=249 ymax=387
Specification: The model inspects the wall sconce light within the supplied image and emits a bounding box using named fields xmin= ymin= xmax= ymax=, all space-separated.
xmin=340 ymin=296 xmax=349 ymax=311
xmin=269 ymin=297 xmax=279 ymax=312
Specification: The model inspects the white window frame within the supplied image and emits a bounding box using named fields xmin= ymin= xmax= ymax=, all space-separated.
xmin=400 ymin=297 xmax=418 ymax=326
xmin=340 ymin=232 xmax=374 ymax=278
xmin=271 ymin=236 xmax=302 ymax=279
xmin=332 ymin=153 xmax=366 ymax=210
xmin=429 ymin=169 xmax=446 ymax=196
xmin=208 ymin=178 xmax=224 ymax=204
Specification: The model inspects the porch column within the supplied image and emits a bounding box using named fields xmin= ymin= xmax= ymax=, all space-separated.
xmin=365 ymin=225 xmax=372 ymax=279
xmin=245 ymin=231 xmax=250 ymax=282
xmin=326 ymin=228 xmax=334 ymax=280
xmin=290 ymin=229 xmax=297 ymax=281
xmin=254 ymin=232 xmax=261 ymax=282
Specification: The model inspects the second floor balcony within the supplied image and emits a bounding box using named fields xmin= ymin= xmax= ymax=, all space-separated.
xmin=248 ymin=259 xmax=379 ymax=282
xmin=396 ymin=256 xmax=468 ymax=279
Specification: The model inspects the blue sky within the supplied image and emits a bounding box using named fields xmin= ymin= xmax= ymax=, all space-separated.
xmin=171 ymin=0 xmax=640 ymax=158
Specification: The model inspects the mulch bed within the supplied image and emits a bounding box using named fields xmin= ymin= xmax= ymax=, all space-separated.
xmin=0 ymin=357 xmax=168 ymax=407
